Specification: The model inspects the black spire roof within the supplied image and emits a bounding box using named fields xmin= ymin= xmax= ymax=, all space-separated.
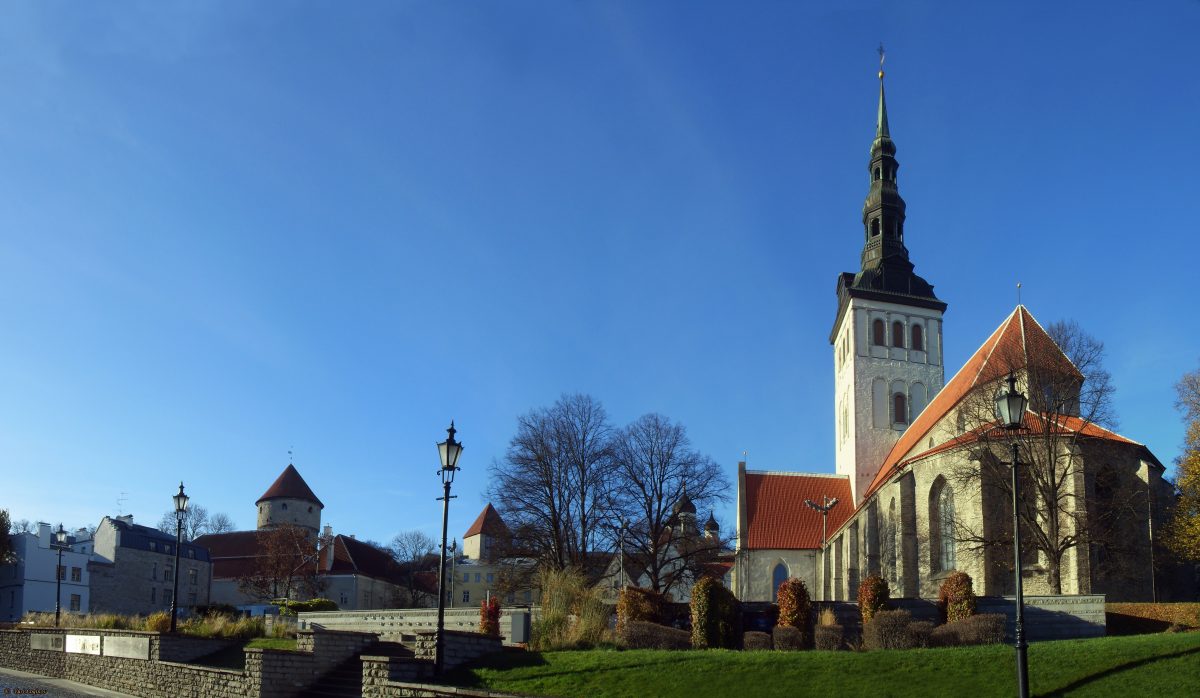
xmin=832 ymin=58 xmax=945 ymax=340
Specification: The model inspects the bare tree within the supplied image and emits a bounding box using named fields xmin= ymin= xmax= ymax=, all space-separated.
xmin=158 ymin=505 xmax=237 ymax=540
xmin=948 ymin=317 xmax=1130 ymax=594
xmin=0 ymin=510 xmax=13 ymax=563
xmin=11 ymin=519 xmax=33 ymax=534
xmin=390 ymin=530 xmax=437 ymax=607
xmin=488 ymin=394 xmax=616 ymax=569
xmin=208 ymin=513 xmax=236 ymax=534
xmin=608 ymin=413 xmax=731 ymax=597
xmin=237 ymin=524 xmax=326 ymax=601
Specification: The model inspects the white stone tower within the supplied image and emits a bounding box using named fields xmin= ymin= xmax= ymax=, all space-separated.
xmin=831 ymin=61 xmax=947 ymax=504
xmin=256 ymin=463 xmax=324 ymax=534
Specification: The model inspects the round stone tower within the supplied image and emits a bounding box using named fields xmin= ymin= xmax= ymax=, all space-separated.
xmin=256 ymin=463 xmax=323 ymax=534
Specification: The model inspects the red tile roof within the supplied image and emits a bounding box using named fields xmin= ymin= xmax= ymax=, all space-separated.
xmin=319 ymin=535 xmax=405 ymax=584
xmin=742 ymin=472 xmax=853 ymax=550
xmin=863 ymin=305 xmax=1103 ymax=500
xmin=256 ymin=464 xmax=323 ymax=507
xmin=464 ymin=503 xmax=509 ymax=539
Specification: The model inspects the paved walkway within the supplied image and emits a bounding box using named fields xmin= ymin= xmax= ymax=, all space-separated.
xmin=0 ymin=667 xmax=136 ymax=698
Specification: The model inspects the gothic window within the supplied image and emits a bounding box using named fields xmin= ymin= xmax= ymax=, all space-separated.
xmin=890 ymin=498 xmax=900 ymax=583
xmin=930 ymin=478 xmax=956 ymax=572
xmin=771 ymin=563 xmax=789 ymax=602
xmin=911 ymin=324 xmax=924 ymax=351
xmin=873 ymin=319 xmax=885 ymax=345
xmin=871 ymin=219 xmax=881 ymax=237
xmin=893 ymin=393 xmax=907 ymax=424
xmin=892 ymin=321 xmax=904 ymax=348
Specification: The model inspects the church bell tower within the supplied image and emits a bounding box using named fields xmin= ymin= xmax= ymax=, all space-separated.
xmin=831 ymin=53 xmax=948 ymax=503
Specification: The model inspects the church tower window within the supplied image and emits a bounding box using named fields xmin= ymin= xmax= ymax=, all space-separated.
xmin=893 ymin=393 xmax=907 ymax=424
xmin=870 ymin=219 xmax=880 ymax=237
xmin=891 ymin=321 xmax=904 ymax=348
xmin=911 ymin=324 xmax=924 ymax=351
xmin=873 ymin=319 xmax=886 ymax=345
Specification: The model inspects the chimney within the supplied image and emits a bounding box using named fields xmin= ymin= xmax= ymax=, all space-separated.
xmin=37 ymin=522 xmax=51 ymax=549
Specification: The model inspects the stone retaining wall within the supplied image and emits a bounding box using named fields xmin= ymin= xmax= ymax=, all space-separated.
xmin=361 ymin=631 xmax=504 ymax=698
xmin=300 ymin=608 xmax=532 ymax=645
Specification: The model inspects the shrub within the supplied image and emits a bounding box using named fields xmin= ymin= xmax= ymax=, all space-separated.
xmin=480 ymin=596 xmax=501 ymax=637
xmin=190 ymin=604 xmax=238 ymax=618
xmin=937 ymin=572 xmax=977 ymax=623
xmin=1106 ymin=603 xmax=1200 ymax=635
xmin=616 ymin=587 xmax=666 ymax=635
xmin=743 ymin=631 xmax=772 ymax=651
xmin=929 ymin=613 xmax=1006 ymax=647
xmin=862 ymin=609 xmax=920 ymax=650
xmin=814 ymin=624 xmax=844 ymax=651
xmin=621 ymin=621 xmax=691 ymax=650
xmin=772 ymin=625 xmax=806 ymax=651
xmin=273 ymin=598 xmax=339 ymax=616
xmin=145 ymin=611 xmax=172 ymax=633
xmin=908 ymin=620 xmax=934 ymax=648
xmin=776 ymin=578 xmax=812 ymax=631
xmin=857 ymin=575 xmax=889 ymax=624
xmin=690 ymin=577 xmax=741 ymax=649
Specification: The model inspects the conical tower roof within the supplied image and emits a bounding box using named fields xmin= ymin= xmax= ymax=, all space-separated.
xmin=256 ymin=463 xmax=323 ymax=508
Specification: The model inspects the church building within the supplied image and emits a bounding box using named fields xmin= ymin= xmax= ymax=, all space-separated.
xmin=732 ymin=65 xmax=1173 ymax=604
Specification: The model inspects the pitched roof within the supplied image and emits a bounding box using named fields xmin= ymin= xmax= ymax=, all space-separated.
xmin=862 ymin=305 xmax=1096 ymax=499
xmin=256 ymin=464 xmax=323 ymax=507
xmin=192 ymin=530 xmax=270 ymax=579
xmin=464 ymin=504 xmax=509 ymax=539
xmin=319 ymin=535 xmax=406 ymax=584
xmin=742 ymin=472 xmax=853 ymax=550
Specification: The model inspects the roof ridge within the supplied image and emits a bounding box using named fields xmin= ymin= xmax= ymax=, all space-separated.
xmin=745 ymin=470 xmax=848 ymax=479
xmin=337 ymin=536 xmax=358 ymax=571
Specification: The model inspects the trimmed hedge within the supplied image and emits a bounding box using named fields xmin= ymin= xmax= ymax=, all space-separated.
xmin=743 ymin=631 xmax=772 ymax=651
xmin=690 ymin=577 xmax=741 ymax=649
xmin=274 ymin=598 xmax=338 ymax=616
xmin=1106 ymin=603 xmax=1200 ymax=635
xmin=929 ymin=614 xmax=1005 ymax=647
xmin=814 ymin=623 xmax=844 ymax=651
xmin=862 ymin=609 xmax=917 ymax=650
xmin=617 ymin=587 xmax=666 ymax=635
xmin=777 ymin=578 xmax=812 ymax=630
xmin=772 ymin=625 xmax=805 ymax=651
xmin=937 ymin=572 xmax=977 ymax=623
xmin=857 ymin=575 xmax=889 ymax=624
xmin=621 ymin=621 xmax=691 ymax=650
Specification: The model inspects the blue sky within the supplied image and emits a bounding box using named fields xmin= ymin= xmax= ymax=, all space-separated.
xmin=2 ymin=1 xmax=1197 ymax=547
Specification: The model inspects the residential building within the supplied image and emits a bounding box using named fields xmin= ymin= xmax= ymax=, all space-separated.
xmin=0 ymin=523 xmax=91 ymax=622
xmin=88 ymin=515 xmax=212 ymax=615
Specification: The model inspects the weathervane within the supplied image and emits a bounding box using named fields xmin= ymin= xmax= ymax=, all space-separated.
xmin=878 ymin=42 xmax=886 ymax=80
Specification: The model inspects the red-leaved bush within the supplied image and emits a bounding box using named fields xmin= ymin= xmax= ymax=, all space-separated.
xmin=857 ymin=575 xmax=889 ymax=624
xmin=479 ymin=596 xmax=501 ymax=637
xmin=937 ymin=571 xmax=977 ymax=623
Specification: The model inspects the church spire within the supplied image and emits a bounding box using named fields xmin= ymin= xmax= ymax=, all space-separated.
xmin=876 ymin=44 xmax=890 ymax=139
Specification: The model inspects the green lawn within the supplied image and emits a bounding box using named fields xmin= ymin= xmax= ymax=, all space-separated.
xmin=445 ymin=632 xmax=1200 ymax=698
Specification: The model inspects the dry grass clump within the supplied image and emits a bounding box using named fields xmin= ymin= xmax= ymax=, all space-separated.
xmin=18 ymin=610 xmax=290 ymax=640
xmin=531 ymin=567 xmax=612 ymax=650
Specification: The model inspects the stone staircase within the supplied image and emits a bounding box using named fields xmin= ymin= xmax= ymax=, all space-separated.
xmin=298 ymin=640 xmax=416 ymax=698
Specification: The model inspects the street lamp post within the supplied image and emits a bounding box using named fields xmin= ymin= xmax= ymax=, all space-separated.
xmin=995 ymin=372 xmax=1030 ymax=698
xmin=805 ymin=496 xmax=840 ymax=600
xmin=170 ymin=482 xmax=189 ymax=633
xmin=52 ymin=524 xmax=68 ymax=627
xmin=435 ymin=421 xmax=463 ymax=676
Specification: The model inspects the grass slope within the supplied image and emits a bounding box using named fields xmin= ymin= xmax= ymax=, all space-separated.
xmin=447 ymin=632 xmax=1200 ymax=698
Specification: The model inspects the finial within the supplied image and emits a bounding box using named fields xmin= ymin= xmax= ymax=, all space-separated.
xmin=878 ymin=42 xmax=886 ymax=80
xmin=288 ymin=446 xmax=293 ymax=464
xmin=1017 ymin=282 xmax=1022 ymax=306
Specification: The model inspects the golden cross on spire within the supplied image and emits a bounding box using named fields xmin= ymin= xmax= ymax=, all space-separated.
xmin=878 ymin=43 xmax=886 ymax=80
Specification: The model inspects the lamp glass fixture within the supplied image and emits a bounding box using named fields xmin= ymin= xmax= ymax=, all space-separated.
xmin=438 ymin=421 xmax=463 ymax=476
xmin=995 ymin=373 xmax=1029 ymax=430
xmin=55 ymin=524 xmax=67 ymax=546
xmin=173 ymin=482 xmax=190 ymax=515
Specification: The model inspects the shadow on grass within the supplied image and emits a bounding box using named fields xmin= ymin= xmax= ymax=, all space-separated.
xmin=445 ymin=650 xmax=707 ymax=689
xmin=1039 ymin=645 xmax=1200 ymax=697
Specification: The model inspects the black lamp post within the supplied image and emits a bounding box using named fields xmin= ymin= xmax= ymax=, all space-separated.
xmin=52 ymin=524 xmax=68 ymax=627
xmin=435 ymin=421 xmax=463 ymax=676
xmin=995 ymin=372 xmax=1030 ymax=698
xmin=170 ymin=482 xmax=189 ymax=633
xmin=804 ymin=496 xmax=841 ymax=547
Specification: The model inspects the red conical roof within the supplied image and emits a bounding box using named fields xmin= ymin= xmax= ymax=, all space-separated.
xmin=464 ymin=503 xmax=508 ymax=539
xmin=256 ymin=464 xmax=323 ymax=507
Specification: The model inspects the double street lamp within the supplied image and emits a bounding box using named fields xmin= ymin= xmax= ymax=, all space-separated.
xmin=170 ymin=482 xmax=189 ymax=633
xmin=435 ymin=422 xmax=463 ymax=676
xmin=995 ymin=372 xmax=1030 ymax=698
xmin=52 ymin=524 xmax=68 ymax=627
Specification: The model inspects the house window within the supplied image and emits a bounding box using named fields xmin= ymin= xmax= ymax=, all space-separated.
xmin=486 ymin=573 xmax=494 ymax=584
xmin=71 ymin=567 xmax=82 ymax=583
xmin=462 ymin=590 xmax=470 ymax=604
xmin=475 ymin=573 xmax=481 ymax=583
xmin=150 ymin=588 xmax=156 ymax=604
xmin=69 ymin=594 xmax=81 ymax=612
xmin=523 ymin=591 xmax=532 ymax=602
xmin=187 ymin=549 xmax=195 ymax=559
xmin=189 ymin=569 xmax=198 ymax=586
xmin=165 ymin=566 xmax=173 ymax=582
xmin=507 ymin=592 xmax=515 ymax=604
xmin=57 ymin=565 xmax=65 ymax=581
xmin=911 ymin=324 xmax=924 ymax=351
xmin=892 ymin=321 xmax=904 ymax=348
xmin=149 ymin=542 xmax=157 ymax=552
xmin=463 ymin=572 xmax=470 ymax=583
xmin=188 ymin=593 xmax=197 ymax=606
xmin=282 ymin=503 xmax=288 ymax=510
xmin=152 ymin=563 xmax=158 ymax=581
xmin=339 ymin=592 xmax=348 ymax=606
xmin=872 ymin=319 xmax=886 ymax=345
xmin=164 ymin=589 xmax=173 ymax=606
xmin=894 ymin=393 xmax=908 ymax=424
xmin=771 ymin=563 xmax=789 ymax=602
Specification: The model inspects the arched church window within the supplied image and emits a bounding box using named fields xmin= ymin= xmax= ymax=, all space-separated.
xmin=930 ymin=478 xmax=956 ymax=572
xmin=892 ymin=321 xmax=904 ymax=348
xmin=893 ymin=393 xmax=907 ymax=424
xmin=871 ymin=219 xmax=880 ymax=237
xmin=911 ymin=324 xmax=924 ymax=351
xmin=772 ymin=563 xmax=789 ymax=602
xmin=873 ymin=319 xmax=885 ymax=345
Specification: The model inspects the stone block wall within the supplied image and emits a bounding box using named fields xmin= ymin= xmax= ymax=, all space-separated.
xmin=408 ymin=630 xmax=502 ymax=670
xmin=362 ymin=655 xmax=523 ymax=698
xmin=299 ymin=607 xmax=532 ymax=645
